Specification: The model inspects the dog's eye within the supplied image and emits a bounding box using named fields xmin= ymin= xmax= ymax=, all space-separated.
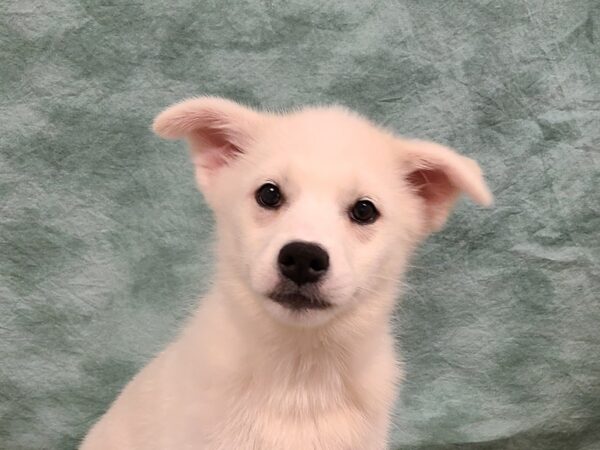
xmin=256 ymin=183 xmax=283 ymax=209
xmin=349 ymin=200 xmax=379 ymax=224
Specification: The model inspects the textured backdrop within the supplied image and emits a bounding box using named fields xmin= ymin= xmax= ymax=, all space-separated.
xmin=1 ymin=1 xmax=599 ymax=449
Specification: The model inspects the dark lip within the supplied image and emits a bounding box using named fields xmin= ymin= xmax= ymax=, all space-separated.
xmin=269 ymin=292 xmax=333 ymax=311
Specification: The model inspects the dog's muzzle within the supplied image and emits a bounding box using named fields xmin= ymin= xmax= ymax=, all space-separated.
xmin=269 ymin=241 xmax=332 ymax=310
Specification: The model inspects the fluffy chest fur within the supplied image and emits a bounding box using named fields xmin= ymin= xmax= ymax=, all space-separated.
xmin=196 ymin=353 xmax=396 ymax=450
xmin=177 ymin=295 xmax=398 ymax=450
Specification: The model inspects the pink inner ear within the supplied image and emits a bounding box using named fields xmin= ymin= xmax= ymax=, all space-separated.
xmin=406 ymin=168 xmax=457 ymax=206
xmin=190 ymin=125 xmax=243 ymax=171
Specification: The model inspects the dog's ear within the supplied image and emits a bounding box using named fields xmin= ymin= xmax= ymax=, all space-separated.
xmin=153 ymin=97 xmax=262 ymax=190
xmin=398 ymin=139 xmax=493 ymax=233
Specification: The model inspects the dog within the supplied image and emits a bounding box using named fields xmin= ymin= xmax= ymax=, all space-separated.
xmin=80 ymin=97 xmax=492 ymax=450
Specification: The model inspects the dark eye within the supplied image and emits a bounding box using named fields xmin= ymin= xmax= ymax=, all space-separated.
xmin=349 ymin=199 xmax=379 ymax=224
xmin=256 ymin=183 xmax=283 ymax=209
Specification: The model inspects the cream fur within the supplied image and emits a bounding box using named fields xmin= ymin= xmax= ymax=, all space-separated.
xmin=80 ymin=97 xmax=492 ymax=450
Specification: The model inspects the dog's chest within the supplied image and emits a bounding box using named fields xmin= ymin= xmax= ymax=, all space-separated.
xmin=193 ymin=358 xmax=381 ymax=449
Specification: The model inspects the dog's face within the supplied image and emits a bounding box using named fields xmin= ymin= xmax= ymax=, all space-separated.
xmin=154 ymin=98 xmax=491 ymax=327
xmin=212 ymin=113 xmax=424 ymax=326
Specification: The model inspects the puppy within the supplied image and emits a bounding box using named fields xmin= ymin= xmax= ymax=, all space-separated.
xmin=80 ymin=97 xmax=492 ymax=450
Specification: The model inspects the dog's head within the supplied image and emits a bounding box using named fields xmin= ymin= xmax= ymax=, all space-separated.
xmin=154 ymin=97 xmax=492 ymax=327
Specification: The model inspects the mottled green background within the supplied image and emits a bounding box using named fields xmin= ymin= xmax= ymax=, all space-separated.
xmin=1 ymin=0 xmax=599 ymax=449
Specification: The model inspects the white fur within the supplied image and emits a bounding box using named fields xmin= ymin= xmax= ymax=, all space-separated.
xmin=80 ymin=97 xmax=492 ymax=450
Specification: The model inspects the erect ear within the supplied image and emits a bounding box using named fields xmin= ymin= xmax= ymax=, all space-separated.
xmin=399 ymin=139 xmax=493 ymax=233
xmin=153 ymin=96 xmax=263 ymax=190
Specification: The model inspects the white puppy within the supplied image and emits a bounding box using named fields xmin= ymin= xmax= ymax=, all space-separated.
xmin=81 ymin=97 xmax=492 ymax=450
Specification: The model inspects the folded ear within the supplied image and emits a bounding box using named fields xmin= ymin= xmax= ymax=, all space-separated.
xmin=399 ymin=139 xmax=493 ymax=233
xmin=153 ymin=97 xmax=263 ymax=190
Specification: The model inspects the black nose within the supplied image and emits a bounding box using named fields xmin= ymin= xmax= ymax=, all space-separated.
xmin=277 ymin=241 xmax=329 ymax=285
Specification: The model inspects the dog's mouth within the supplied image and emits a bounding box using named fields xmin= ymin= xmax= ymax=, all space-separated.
xmin=268 ymin=286 xmax=332 ymax=311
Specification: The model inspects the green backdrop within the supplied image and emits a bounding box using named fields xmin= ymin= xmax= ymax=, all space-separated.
xmin=1 ymin=1 xmax=599 ymax=449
